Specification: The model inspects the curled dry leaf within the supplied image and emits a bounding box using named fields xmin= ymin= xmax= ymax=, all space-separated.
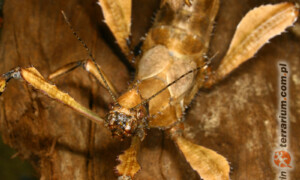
xmin=174 ymin=135 xmax=229 ymax=180
xmin=216 ymin=2 xmax=299 ymax=80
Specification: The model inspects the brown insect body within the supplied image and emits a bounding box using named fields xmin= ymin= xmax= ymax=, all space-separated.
xmin=109 ymin=0 xmax=219 ymax=138
xmin=100 ymin=1 xmax=298 ymax=178
xmin=138 ymin=0 xmax=219 ymax=126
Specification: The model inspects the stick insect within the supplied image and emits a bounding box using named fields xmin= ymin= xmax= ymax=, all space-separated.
xmin=0 ymin=0 xmax=298 ymax=179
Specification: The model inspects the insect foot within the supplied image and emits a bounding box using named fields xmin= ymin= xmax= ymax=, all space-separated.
xmin=0 ymin=68 xmax=21 ymax=95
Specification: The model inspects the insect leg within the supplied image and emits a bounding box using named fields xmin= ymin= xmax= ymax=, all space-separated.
xmin=48 ymin=59 xmax=118 ymax=97
xmin=116 ymin=135 xmax=141 ymax=179
xmin=205 ymin=3 xmax=298 ymax=87
xmin=47 ymin=60 xmax=83 ymax=80
xmin=97 ymin=0 xmax=133 ymax=61
xmin=62 ymin=11 xmax=119 ymax=103
xmin=169 ymin=123 xmax=230 ymax=180
xmin=0 ymin=67 xmax=105 ymax=125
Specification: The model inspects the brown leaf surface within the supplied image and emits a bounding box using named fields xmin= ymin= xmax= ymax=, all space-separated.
xmin=0 ymin=0 xmax=300 ymax=180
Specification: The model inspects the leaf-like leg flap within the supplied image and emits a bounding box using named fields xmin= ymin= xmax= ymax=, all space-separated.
xmin=98 ymin=0 xmax=131 ymax=57
xmin=48 ymin=60 xmax=118 ymax=97
xmin=18 ymin=67 xmax=105 ymax=125
xmin=169 ymin=123 xmax=229 ymax=180
xmin=173 ymin=135 xmax=230 ymax=180
xmin=209 ymin=3 xmax=298 ymax=86
xmin=117 ymin=136 xmax=141 ymax=179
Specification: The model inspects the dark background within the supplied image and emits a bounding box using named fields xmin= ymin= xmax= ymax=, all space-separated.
xmin=0 ymin=0 xmax=299 ymax=179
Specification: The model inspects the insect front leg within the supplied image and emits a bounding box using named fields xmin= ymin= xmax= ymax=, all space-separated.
xmin=0 ymin=66 xmax=105 ymax=125
xmin=48 ymin=59 xmax=118 ymax=97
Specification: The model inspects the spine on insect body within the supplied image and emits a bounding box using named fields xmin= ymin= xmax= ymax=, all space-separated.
xmin=118 ymin=0 xmax=220 ymax=128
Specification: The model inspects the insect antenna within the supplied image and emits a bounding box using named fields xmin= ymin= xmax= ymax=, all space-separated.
xmin=61 ymin=11 xmax=118 ymax=104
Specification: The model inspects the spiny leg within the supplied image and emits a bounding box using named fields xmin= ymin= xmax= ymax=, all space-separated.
xmin=168 ymin=123 xmax=230 ymax=180
xmin=48 ymin=59 xmax=118 ymax=97
xmin=0 ymin=67 xmax=105 ymax=125
xmin=205 ymin=3 xmax=298 ymax=87
xmin=97 ymin=0 xmax=133 ymax=63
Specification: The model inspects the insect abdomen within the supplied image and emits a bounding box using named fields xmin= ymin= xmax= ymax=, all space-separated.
xmin=122 ymin=0 xmax=220 ymax=128
xmin=143 ymin=0 xmax=219 ymax=57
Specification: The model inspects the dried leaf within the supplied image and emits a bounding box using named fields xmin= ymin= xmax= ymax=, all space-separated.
xmin=117 ymin=136 xmax=141 ymax=178
xmin=216 ymin=3 xmax=298 ymax=79
xmin=98 ymin=0 xmax=131 ymax=56
xmin=174 ymin=136 xmax=229 ymax=180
